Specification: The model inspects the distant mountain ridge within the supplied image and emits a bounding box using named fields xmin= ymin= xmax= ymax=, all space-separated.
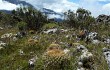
xmin=0 ymin=0 xmax=64 ymax=22
xmin=0 ymin=10 xmax=11 ymax=14
xmin=3 ymin=0 xmax=33 ymax=7
xmin=41 ymin=8 xmax=63 ymax=16
xmin=0 ymin=0 xmax=33 ymax=14
xmin=41 ymin=8 xmax=64 ymax=21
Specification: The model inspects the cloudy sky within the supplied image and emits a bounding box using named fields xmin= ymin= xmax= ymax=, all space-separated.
xmin=0 ymin=0 xmax=110 ymax=17
xmin=0 ymin=0 xmax=19 ymax=10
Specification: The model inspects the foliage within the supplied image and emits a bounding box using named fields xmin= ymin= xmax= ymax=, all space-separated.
xmin=0 ymin=12 xmax=18 ymax=27
xmin=0 ymin=25 xmax=109 ymax=70
xmin=0 ymin=6 xmax=110 ymax=70
xmin=64 ymin=8 xmax=95 ymax=29
xmin=63 ymin=10 xmax=78 ymax=28
xmin=42 ymin=23 xmax=59 ymax=29
xmin=12 ymin=6 xmax=47 ymax=30
xmin=76 ymin=8 xmax=91 ymax=21
xmin=17 ymin=21 xmax=27 ymax=31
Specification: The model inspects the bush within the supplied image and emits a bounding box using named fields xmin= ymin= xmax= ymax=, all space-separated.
xmin=17 ymin=21 xmax=27 ymax=31
xmin=42 ymin=23 xmax=59 ymax=29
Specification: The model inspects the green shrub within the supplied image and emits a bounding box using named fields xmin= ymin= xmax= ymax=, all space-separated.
xmin=17 ymin=21 xmax=27 ymax=31
xmin=42 ymin=23 xmax=59 ymax=29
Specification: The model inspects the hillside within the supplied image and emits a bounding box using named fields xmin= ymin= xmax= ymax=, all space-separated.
xmin=0 ymin=6 xmax=110 ymax=70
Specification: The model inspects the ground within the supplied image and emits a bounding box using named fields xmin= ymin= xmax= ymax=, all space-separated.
xmin=0 ymin=23 xmax=110 ymax=70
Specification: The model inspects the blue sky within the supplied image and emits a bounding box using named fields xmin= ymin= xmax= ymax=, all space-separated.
xmin=0 ymin=0 xmax=110 ymax=17
xmin=68 ymin=0 xmax=110 ymax=17
xmin=69 ymin=0 xmax=79 ymax=3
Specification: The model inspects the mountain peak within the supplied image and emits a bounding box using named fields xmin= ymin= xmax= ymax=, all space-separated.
xmin=0 ymin=0 xmax=64 ymax=22
xmin=41 ymin=8 xmax=64 ymax=19
xmin=3 ymin=0 xmax=33 ymax=7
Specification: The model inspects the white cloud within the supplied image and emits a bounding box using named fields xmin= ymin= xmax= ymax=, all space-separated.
xmin=78 ymin=0 xmax=110 ymax=17
xmin=20 ymin=0 xmax=109 ymax=17
xmin=98 ymin=0 xmax=110 ymax=1
xmin=20 ymin=0 xmax=79 ymax=13
xmin=102 ymin=3 xmax=110 ymax=14
xmin=103 ymin=3 xmax=110 ymax=10
xmin=1 ymin=0 xmax=110 ymax=17
xmin=48 ymin=14 xmax=63 ymax=19
xmin=83 ymin=0 xmax=110 ymax=2
xmin=0 ymin=0 xmax=19 ymax=10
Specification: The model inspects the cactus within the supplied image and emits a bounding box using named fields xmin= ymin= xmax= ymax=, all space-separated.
xmin=29 ymin=30 xmax=35 ymax=34
xmin=27 ymin=39 xmax=38 ymax=46
xmin=42 ymin=43 xmax=70 ymax=70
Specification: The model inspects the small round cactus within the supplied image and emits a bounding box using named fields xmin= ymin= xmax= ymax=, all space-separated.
xmin=29 ymin=30 xmax=35 ymax=34
xmin=42 ymin=43 xmax=70 ymax=70
xmin=28 ymin=39 xmax=38 ymax=46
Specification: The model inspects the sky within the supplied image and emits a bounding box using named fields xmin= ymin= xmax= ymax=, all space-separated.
xmin=0 ymin=0 xmax=110 ymax=17
xmin=0 ymin=0 xmax=19 ymax=10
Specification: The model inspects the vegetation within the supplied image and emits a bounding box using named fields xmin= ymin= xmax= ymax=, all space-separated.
xmin=17 ymin=21 xmax=27 ymax=31
xmin=64 ymin=8 xmax=95 ymax=29
xmin=12 ymin=6 xmax=47 ymax=30
xmin=0 ymin=6 xmax=110 ymax=70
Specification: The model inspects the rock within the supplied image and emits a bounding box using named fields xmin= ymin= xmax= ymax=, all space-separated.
xmin=43 ymin=28 xmax=58 ymax=34
xmin=78 ymin=61 xmax=83 ymax=67
xmin=63 ymin=48 xmax=70 ymax=54
xmin=103 ymin=47 xmax=110 ymax=52
xmin=0 ymin=27 xmax=3 ymax=30
xmin=13 ymin=37 xmax=18 ymax=41
xmin=60 ymin=29 xmax=68 ymax=32
xmin=28 ymin=55 xmax=38 ymax=67
xmin=0 ymin=41 xmax=6 ymax=47
xmin=76 ymin=45 xmax=88 ymax=52
xmin=0 ymin=46 xmax=3 ymax=50
xmin=96 ymin=14 xmax=110 ymax=24
xmin=19 ymin=49 xmax=24 ymax=55
xmin=66 ymin=35 xmax=70 ymax=38
xmin=103 ymin=48 xmax=110 ymax=69
xmin=103 ymin=47 xmax=110 ymax=69
xmin=1 ymin=33 xmax=13 ymax=39
xmin=77 ymin=67 xmax=85 ymax=70
xmin=32 ymin=36 xmax=39 ymax=40
xmin=77 ymin=45 xmax=94 ymax=70
xmin=104 ymin=38 xmax=110 ymax=45
xmin=92 ymin=39 xmax=100 ymax=44
xmin=88 ymin=32 xmax=98 ymax=40
xmin=80 ymin=51 xmax=93 ymax=61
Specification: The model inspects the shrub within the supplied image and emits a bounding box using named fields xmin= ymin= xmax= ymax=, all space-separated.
xmin=17 ymin=21 xmax=27 ymax=31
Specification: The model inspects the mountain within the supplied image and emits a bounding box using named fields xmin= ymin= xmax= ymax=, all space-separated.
xmin=3 ymin=0 xmax=33 ymax=7
xmin=0 ymin=0 xmax=64 ymax=22
xmin=0 ymin=10 xmax=11 ymax=14
xmin=41 ymin=8 xmax=64 ymax=22
xmin=0 ymin=0 xmax=33 ymax=14
xmin=41 ymin=8 xmax=63 ymax=16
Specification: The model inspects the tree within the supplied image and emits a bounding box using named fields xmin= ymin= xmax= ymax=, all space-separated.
xmin=76 ymin=8 xmax=91 ymax=21
xmin=64 ymin=10 xmax=78 ymax=28
xmin=17 ymin=21 xmax=27 ymax=31
xmin=63 ymin=8 xmax=95 ymax=29
xmin=0 ymin=12 xmax=17 ymax=27
xmin=76 ymin=8 xmax=95 ymax=28
xmin=12 ymin=6 xmax=47 ymax=30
